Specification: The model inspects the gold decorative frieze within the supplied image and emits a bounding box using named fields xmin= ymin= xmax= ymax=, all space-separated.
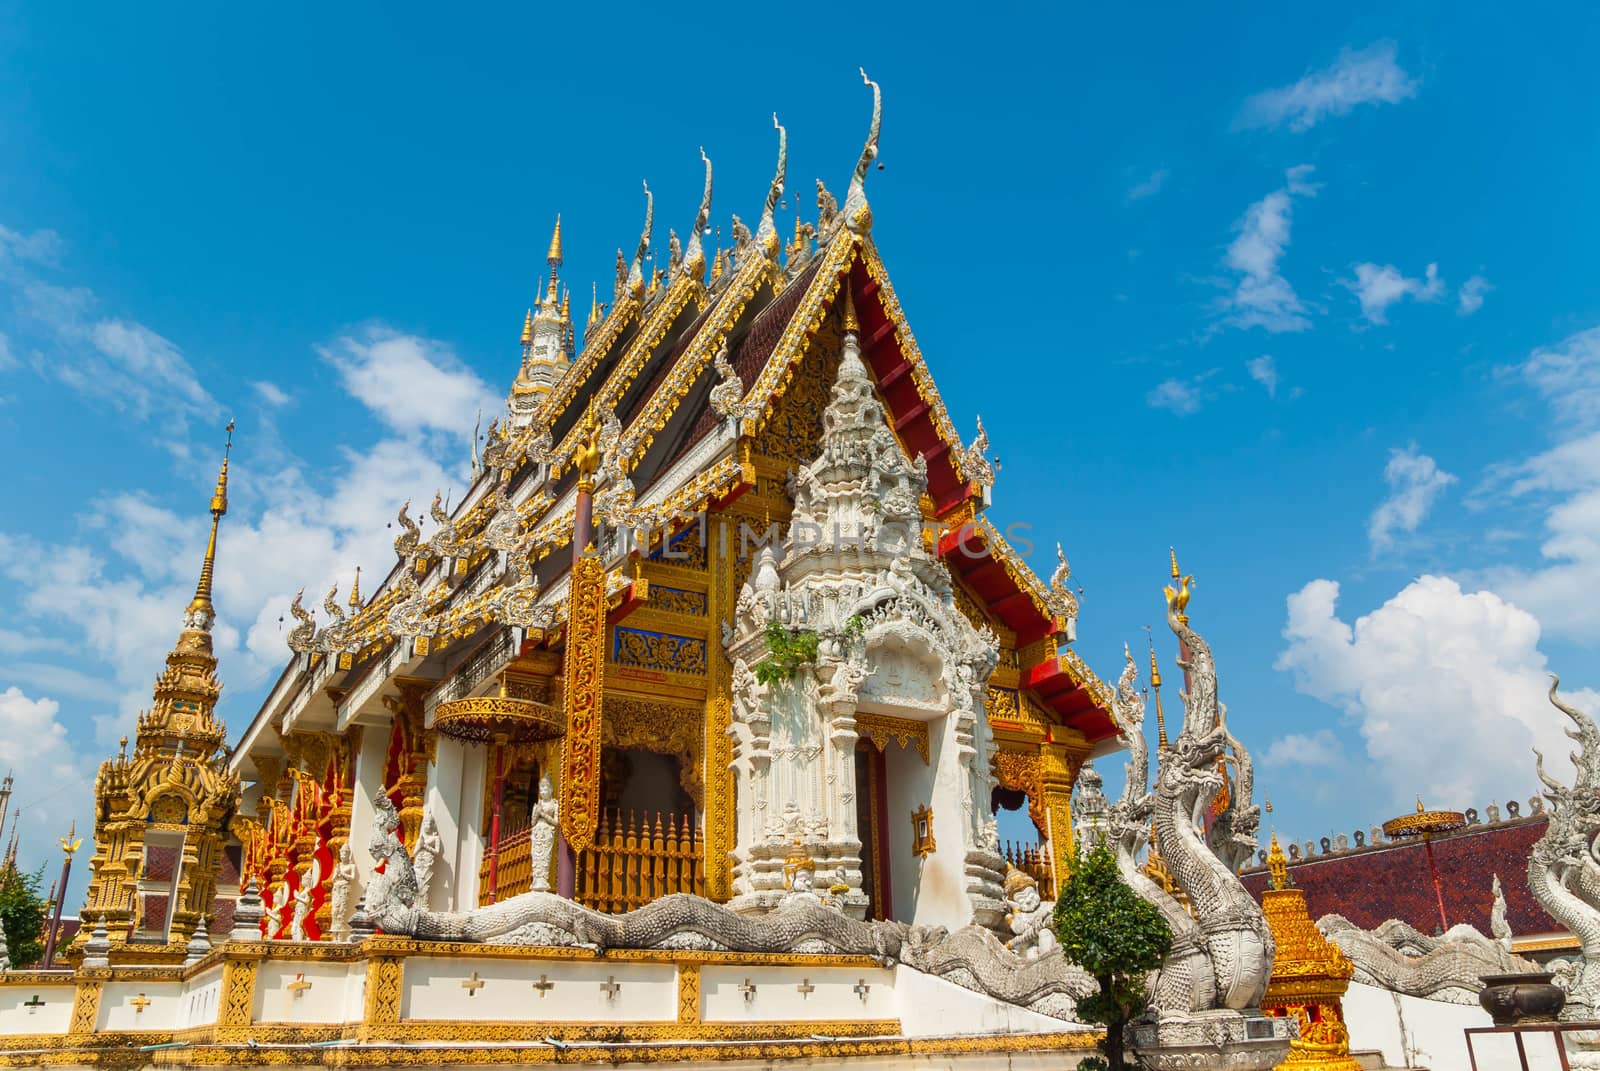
xmin=855 ymin=712 xmax=930 ymax=764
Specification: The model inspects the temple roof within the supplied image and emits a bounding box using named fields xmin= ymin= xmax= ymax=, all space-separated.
xmin=241 ymin=81 xmax=1118 ymax=764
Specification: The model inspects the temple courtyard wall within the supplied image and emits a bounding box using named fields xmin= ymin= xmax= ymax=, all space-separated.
xmin=0 ymin=938 xmax=1094 ymax=1067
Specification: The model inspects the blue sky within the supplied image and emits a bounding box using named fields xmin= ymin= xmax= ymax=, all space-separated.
xmin=2 ymin=4 xmax=1598 ymax=900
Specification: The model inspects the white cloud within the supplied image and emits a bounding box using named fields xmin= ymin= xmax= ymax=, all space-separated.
xmin=1247 ymin=355 xmax=1279 ymax=397
xmin=1125 ymin=168 xmax=1169 ymax=203
xmin=1519 ymin=326 xmax=1600 ymax=428
xmin=1368 ymin=444 xmax=1456 ymax=552
xmin=0 ymin=224 xmax=63 ymax=268
xmin=253 ymin=380 xmax=292 ymax=407
xmin=1263 ymin=728 xmax=1344 ymax=769
xmin=1458 ymin=275 xmax=1491 ymax=316
xmin=1470 ymin=328 xmax=1600 ymax=642
xmin=1216 ymin=166 xmax=1317 ymax=333
xmin=0 ymin=686 xmax=97 ymax=881
xmin=1343 ymin=262 xmax=1444 ymax=324
xmin=0 ymin=331 xmax=15 ymax=370
xmin=1276 ymin=576 xmax=1594 ymax=811
xmin=320 ymin=327 xmax=499 ymax=443
xmin=1146 ymin=371 xmax=1214 ymax=415
xmin=1237 ymin=40 xmax=1418 ymax=133
xmin=1 ymin=229 xmax=216 ymax=430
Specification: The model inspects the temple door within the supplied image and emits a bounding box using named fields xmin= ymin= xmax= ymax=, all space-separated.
xmin=854 ymin=746 xmax=893 ymax=921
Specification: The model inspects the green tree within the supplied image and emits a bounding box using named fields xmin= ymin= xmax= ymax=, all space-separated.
xmin=0 ymin=864 xmax=50 ymax=969
xmin=1053 ymin=839 xmax=1173 ymax=1071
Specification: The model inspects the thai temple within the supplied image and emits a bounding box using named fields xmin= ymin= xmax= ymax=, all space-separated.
xmin=1 ymin=74 xmax=1594 ymax=1071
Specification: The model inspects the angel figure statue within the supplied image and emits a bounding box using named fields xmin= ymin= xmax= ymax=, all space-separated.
xmin=530 ymin=777 xmax=559 ymax=893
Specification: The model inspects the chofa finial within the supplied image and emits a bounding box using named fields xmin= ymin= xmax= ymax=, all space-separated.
xmin=683 ymin=148 xmax=714 ymax=278
xmin=843 ymin=68 xmax=882 ymax=236
xmin=627 ymin=182 xmax=654 ymax=300
xmin=756 ymin=114 xmax=788 ymax=256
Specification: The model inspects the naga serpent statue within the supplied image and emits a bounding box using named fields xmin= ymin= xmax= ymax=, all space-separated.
xmin=1104 ymin=645 xmax=1217 ymax=1014
xmin=1148 ymin=588 xmax=1275 ymax=1012
xmin=1531 ymin=677 xmax=1600 ymax=1021
xmin=359 ymin=787 xmax=1098 ymax=1018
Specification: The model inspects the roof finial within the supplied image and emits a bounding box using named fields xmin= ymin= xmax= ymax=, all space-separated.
xmin=520 ymin=308 xmax=534 ymax=347
xmin=1164 ymin=546 xmax=1193 ymax=624
xmin=1146 ymin=627 xmax=1169 ymax=751
xmin=186 ymin=420 xmax=234 ymax=627
xmin=547 ymin=214 xmax=563 ymax=270
xmin=1267 ymin=832 xmax=1288 ymax=890
xmin=681 ymin=148 xmax=714 ymax=280
xmin=627 ymin=182 xmax=654 ymax=300
xmin=841 ymin=279 xmax=859 ymax=333
xmin=843 ymin=69 xmax=882 ymax=235
xmin=756 ymin=114 xmax=788 ymax=256
xmin=348 ymin=566 xmax=362 ymax=610
xmin=588 ymin=282 xmax=603 ymax=331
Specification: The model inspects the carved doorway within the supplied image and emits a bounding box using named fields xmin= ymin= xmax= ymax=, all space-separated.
xmin=854 ymin=746 xmax=892 ymax=921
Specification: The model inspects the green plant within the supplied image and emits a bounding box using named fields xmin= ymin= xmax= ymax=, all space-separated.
xmin=843 ymin=613 xmax=865 ymax=639
xmin=754 ymin=622 xmax=821 ymax=686
xmin=1053 ymin=840 xmax=1172 ymax=1071
xmin=0 ymin=863 xmax=50 ymax=969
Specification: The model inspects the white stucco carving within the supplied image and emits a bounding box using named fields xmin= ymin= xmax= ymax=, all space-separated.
xmin=721 ymin=303 xmax=1003 ymax=932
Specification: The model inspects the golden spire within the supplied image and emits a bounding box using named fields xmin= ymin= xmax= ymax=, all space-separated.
xmin=520 ymin=308 xmax=533 ymax=346
xmin=711 ymin=244 xmax=725 ymax=281
xmin=1267 ymin=832 xmax=1288 ymax=890
xmin=841 ymin=281 xmax=859 ymax=333
xmin=547 ymin=214 xmax=563 ymax=269
xmin=561 ymin=288 xmax=571 ymax=322
xmin=1147 ymin=634 xmax=1169 ymax=751
xmin=348 ymin=566 xmax=361 ymax=610
xmin=587 ymin=282 xmax=603 ymax=330
xmin=186 ymin=420 xmax=234 ymax=624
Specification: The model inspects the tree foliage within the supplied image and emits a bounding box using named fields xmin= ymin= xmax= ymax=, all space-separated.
xmin=1053 ymin=839 xmax=1173 ymax=1071
xmin=0 ymin=864 xmax=51 ymax=969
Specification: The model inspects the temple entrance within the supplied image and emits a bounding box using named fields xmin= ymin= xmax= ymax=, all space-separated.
xmin=854 ymin=746 xmax=892 ymax=920
xmin=573 ymin=746 xmax=703 ymax=912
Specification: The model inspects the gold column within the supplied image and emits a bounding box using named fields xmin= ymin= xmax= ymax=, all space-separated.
xmin=1038 ymin=740 xmax=1081 ymax=881
xmin=559 ymin=551 xmax=608 ymax=853
xmin=702 ymin=513 xmax=736 ymax=901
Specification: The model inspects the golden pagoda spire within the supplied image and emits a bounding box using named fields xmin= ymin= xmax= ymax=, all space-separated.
xmin=547 ymin=214 xmax=563 ymax=268
xmin=1147 ymin=633 xmax=1169 ymax=751
xmin=842 ymin=281 xmax=859 ymax=333
xmin=186 ymin=420 xmax=234 ymax=629
xmin=587 ymin=282 xmax=603 ymax=330
xmin=520 ymin=308 xmax=534 ymax=347
xmin=1267 ymin=832 xmax=1289 ymax=890
xmin=348 ymin=566 xmax=362 ymax=610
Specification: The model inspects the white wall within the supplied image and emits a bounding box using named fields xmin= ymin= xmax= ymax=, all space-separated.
xmin=1344 ymin=979 xmax=1490 ymax=1070
xmin=893 ymin=965 xmax=1087 ymax=1038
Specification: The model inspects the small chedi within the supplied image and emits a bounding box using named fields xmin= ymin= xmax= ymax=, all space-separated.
xmin=71 ymin=434 xmax=244 ymax=964
xmin=1259 ymin=834 xmax=1362 ymax=1071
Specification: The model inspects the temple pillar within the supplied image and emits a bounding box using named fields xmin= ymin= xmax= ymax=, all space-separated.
xmin=703 ymin=513 xmax=737 ymax=902
xmin=455 ymin=743 xmax=487 ymax=908
xmin=347 ymin=724 xmax=392 ymax=891
xmin=1038 ymin=739 xmax=1081 ymax=884
xmin=425 ymin=736 xmax=468 ymax=911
